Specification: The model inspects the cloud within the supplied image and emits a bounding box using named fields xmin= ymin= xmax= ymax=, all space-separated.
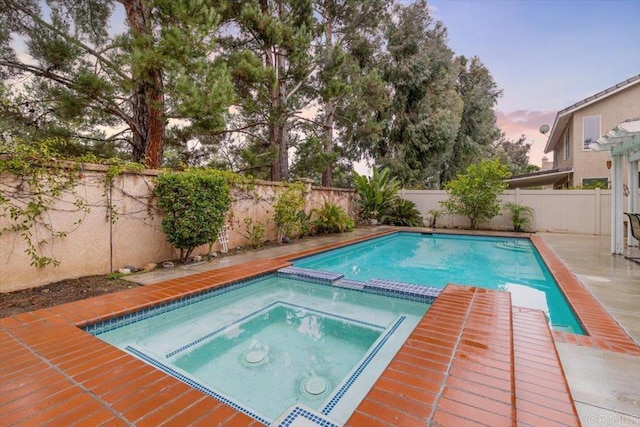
xmin=496 ymin=109 xmax=557 ymax=166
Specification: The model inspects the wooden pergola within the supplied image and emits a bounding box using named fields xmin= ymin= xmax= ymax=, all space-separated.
xmin=591 ymin=119 xmax=640 ymax=254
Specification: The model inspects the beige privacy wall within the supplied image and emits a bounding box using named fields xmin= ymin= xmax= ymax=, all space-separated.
xmin=0 ymin=165 xmax=355 ymax=292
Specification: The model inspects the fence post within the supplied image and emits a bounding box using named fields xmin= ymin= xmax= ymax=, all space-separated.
xmin=515 ymin=188 xmax=520 ymax=204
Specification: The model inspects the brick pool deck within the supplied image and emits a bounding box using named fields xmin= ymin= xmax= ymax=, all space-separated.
xmin=1 ymin=230 xmax=638 ymax=426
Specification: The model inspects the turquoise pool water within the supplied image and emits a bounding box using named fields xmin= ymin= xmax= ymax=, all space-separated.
xmin=91 ymin=275 xmax=429 ymax=424
xmin=294 ymin=232 xmax=583 ymax=334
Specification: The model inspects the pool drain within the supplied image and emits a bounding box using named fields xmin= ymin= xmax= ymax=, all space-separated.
xmin=302 ymin=376 xmax=329 ymax=396
xmin=243 ymin=350 xmax=267 ymax=365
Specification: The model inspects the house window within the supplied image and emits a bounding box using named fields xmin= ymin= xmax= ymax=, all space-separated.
xmin=563 ymin=130 xmax=570 ymax=160
xmin=583 ymin=115 xmax=600 ymax=150
xmin=582 ymin=177 xmax=608 ymax=189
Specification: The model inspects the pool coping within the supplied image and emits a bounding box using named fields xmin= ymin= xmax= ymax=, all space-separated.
xmin=1 ymin=228 xmax=638 ymax=426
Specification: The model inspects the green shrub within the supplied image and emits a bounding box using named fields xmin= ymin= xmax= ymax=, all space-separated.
xmin=353 ymin=167 xmax=401 ymax=221
xmin=503 ymin=202 xmax=534 ymax=232
xmin=243 ymin=217 xmax=266 ymax=248
xmin=154 ymin=169 xmax=231 ymax=262
xmin=381 ymin=198 xmax=423 ymax=227
xmin=426 ymin=209 xmax=442 ymax=228
xmin=297 ymin=209 xmax=313 ymax=237
xmin=440 ymin=159 xmax=510 ymax=229
xmin=312 ymin=202 xmax=354 ymax=234
xmin=273 ymin=183 xmax=306 ymax=241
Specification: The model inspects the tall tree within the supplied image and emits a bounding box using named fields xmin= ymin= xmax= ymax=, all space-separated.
xmin=379 ymin=0 xmax=463 ymax=188
xmin=493 ymin=133 xmax=538 ymax=175
xmin=0 ymin=0 xmax=234 ymax=167
xmin=221 ymin=0 xmax=314 ymax=181
xmin=439 ymin=55 xmax=502 ymax=185
xmin=311 ymin=0 xmax=390 ymax=187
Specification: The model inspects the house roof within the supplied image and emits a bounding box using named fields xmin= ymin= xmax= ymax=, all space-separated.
xmin=505 ymin=167 xmax=574 ymax=189
xmin=544 ymin=74 xmax=640 ymax=154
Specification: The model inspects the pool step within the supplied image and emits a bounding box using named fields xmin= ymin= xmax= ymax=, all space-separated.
xmin=366 ymin=279 xmax=442 ymax=303
xmin=277 ymin=266 xmax=344 ymax=283
xmin=333 ymin=279 xmax=365 ymax=290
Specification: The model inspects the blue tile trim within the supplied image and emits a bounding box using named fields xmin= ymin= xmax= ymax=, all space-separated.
xmin=125 ymin=345 xmax=270 ymax=425
xmin=277 ymin=405 xmax=340 ymax=427
xmin=165 ymin=301 xmax=385 ymax=358
xmin=278 ymin=266 xmax=344 ymax=283
xmin=84 ymin=273 xmax=273 ymax=336
xmin=366 ymin=279 xmax=442 ymax=303
xmin=333 ymin=279 xmax=365 ymax=290
xmin=321 ymin=316 xmax=406 ymax=416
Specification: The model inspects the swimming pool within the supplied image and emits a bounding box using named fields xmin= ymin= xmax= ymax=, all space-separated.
xmin=294 ymin=232 xmax=583 ymax=334
xmin=88 ymin=274 xmax=430 ymax=424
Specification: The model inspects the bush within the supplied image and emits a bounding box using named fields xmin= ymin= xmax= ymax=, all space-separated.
xmin=504 ymin=202 xmax=534 ymax=232
xmin=380 ymin=198 xmax=423 ymax=227
xmin=273 ymin=183 xmax=306 ymax=241
xmin=312 ymin=202 xmax=354 ymax=234
xmin=440 ymin=159 xmax=510 ymax=229
xmin=154 ymin=169 xmax=231 ymax=262
xmin=353 ymin=167 xmax=401 ymax=221
xmin=243 ymin=217 xmax=266 ymax=248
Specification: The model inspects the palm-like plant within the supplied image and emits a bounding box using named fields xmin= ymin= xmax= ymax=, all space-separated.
xmin=312 ymin=202 xmax=354 ymax=234
xmin=380 ymin=198 xmax=423 ymax=227
xmin=504 ymin=202 xmax=534 ymax=232
xmin=353 ymin=167 xmax=401 ymax=221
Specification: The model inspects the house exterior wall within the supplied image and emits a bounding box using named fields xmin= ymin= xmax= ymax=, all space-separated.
xmin=553 ymin=83 xmax=640 ymax=187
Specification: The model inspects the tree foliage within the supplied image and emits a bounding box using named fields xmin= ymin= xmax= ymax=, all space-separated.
xmin=440 ymin=159 xmax=510 ymax=229
xmin=441 ymin=56 xmax=502 ymax=185
xmin=154 ymin=169 xmax=231 ymax=262
xmin=2 ymin=0 xmax=506 ymax=187
xmin=273 ymin=182 xmax=306 ymax=240
xmin=0 ymin=0 xmax=234 ymax=168
xmin=372 ymin=0 xmax=462 ymax=188
xmin=493 ymin=134 xmax=538 ymax=175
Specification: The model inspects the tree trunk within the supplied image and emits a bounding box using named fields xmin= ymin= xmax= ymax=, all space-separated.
xmin=321 ymin=17 xmax=334 ymax=187
xmin=122 ymin=0 xmax=165 ymax=169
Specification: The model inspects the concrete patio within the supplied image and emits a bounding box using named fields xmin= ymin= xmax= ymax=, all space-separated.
xmin=540 ymin=233 xmax=639 ymax=426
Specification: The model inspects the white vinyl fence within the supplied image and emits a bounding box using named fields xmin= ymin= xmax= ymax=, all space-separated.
xmin=400 ymin=188 xmax=614 ymax=235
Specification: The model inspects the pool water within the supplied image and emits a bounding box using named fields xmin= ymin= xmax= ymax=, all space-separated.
xmin=92 ymin=275 xmax=429 ymax=423
xmin=294 ymin=232 xmax=583 ymax=334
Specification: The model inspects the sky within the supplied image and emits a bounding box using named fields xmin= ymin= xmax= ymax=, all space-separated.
xmin=425 ymin=0 xmax=640 ymax=166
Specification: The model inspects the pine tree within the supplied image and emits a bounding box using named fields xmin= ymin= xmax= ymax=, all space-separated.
xmin=0 ymin=0 xmax=234 ymax=167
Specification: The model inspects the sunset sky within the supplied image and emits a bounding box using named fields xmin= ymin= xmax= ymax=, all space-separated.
xmin=427 ymin=0 xmax=640 ymax=166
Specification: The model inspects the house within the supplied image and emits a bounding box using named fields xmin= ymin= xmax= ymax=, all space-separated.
xmin=506 ymin=74 xmax=640 ymax=189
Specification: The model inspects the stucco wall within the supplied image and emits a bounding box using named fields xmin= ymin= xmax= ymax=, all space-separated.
xmin=0 ymin=166 xmax=355 ymax=292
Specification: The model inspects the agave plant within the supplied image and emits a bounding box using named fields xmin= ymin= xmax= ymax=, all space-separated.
xmin=353 ymin=167 xmax=401 ymax=221
xmin=504 ymin=202 xmax=534 ymax=232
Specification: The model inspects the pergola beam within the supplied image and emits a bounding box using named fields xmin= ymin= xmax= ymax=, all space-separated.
xmin=591 ymin=119 xmax=640 ymax=255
